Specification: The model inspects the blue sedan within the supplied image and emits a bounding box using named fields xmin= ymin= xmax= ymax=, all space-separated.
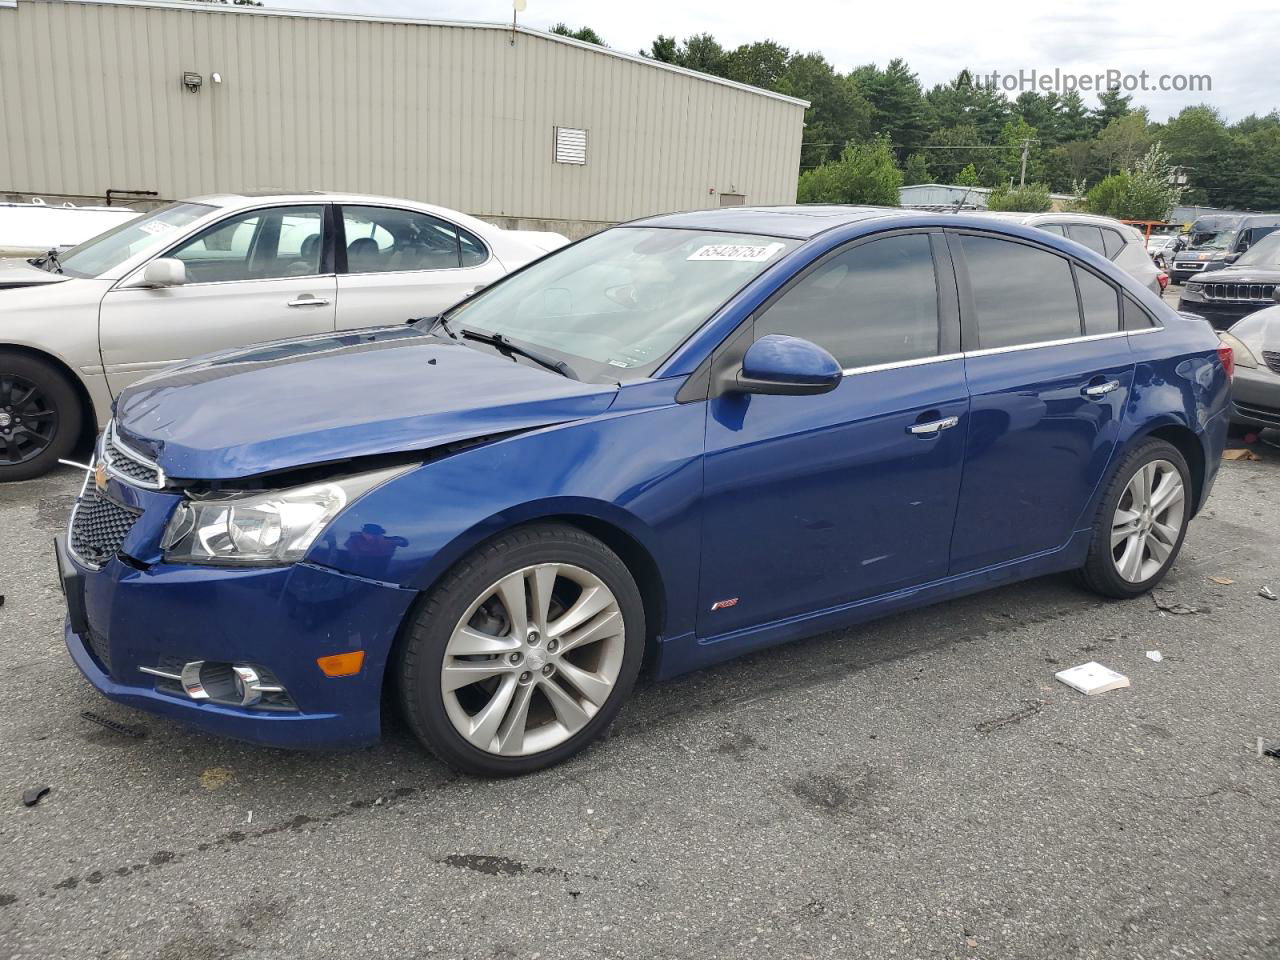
xmin=57 ymin=206 xmax=1232 ymax=775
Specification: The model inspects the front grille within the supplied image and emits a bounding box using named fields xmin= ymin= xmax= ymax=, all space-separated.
xmin=1203 ymin=282 xmax=1276 ymax=302
xmin=69 ymin=487 xmax=141 ymax=569
xmin=103 ymin=421 xmax=164 ymax=489
xmin=1263 ymin=351 xmax=1280 ymax=375
xmin=1175 ymin=262 xmax=1206 ymax=271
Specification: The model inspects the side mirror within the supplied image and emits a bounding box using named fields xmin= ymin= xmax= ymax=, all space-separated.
xmin=730 ymin=335 xmax=842 ymax=396
xmin=141 ymin=258 xmax=187 ymax=287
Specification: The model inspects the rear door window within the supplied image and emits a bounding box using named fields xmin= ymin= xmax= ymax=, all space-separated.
xmin=341 ymin=205 xmax=471 ymax=273
xmin=1066 ymin=224 xmax=1107 ymax=257
xmin=960 ymin=234 xmax=1081 ymax=348
xmin=1038 ymin=224 xmax=1067 ymax=236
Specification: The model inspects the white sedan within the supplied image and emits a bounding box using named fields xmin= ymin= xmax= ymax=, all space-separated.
xmin=0 ymin=192 xmax=567 ymax=480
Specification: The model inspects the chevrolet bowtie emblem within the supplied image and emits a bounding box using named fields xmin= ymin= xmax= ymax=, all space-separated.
xmin=94 ymin=460 xmax=108 ymax=492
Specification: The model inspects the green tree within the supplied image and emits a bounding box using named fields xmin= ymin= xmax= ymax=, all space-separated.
xmin=956 ymin=163 xmax=980 ymax=187
xmin=923 ymin=123 xmax=988 ymax=183
xmin=857 ymin=58 xmax=930 ymax=159
xmin=779 ymin=53 xmax=873 ymax=168
xmin=1091 ymin=87 xmax=1132 ymax=135
xmin=902 ymin=152 xmax=930 ymax=185
xmin=926 ymin=69 xmax=1009 ymax=142
xmin=1057 ymin=91 xmax=1092 ymax=142
xmin=1014 ymin=91 xmax=1063 ymax=146
xmin=549 ymin=23 xmax=605 ymax=45
xmin=797 ymin=137 xmax=902 ymax=205
xmin=986 ymin=182 xmax=1053 ymax=212
xmin=1086 ymin=143 xmax=1182 ymax=220
xmin=992 ymin=118 xmax=1042 ymax=187
xmin=1043 ymin=140 xmax=1093 ymax=193
xmin=724 ymin=40 xmax=790 ymax=90
xmin=1157 ymin=105 xmax=1234 ymax=206
xmin=1094 ymin=111 xmax=1152 ymax=176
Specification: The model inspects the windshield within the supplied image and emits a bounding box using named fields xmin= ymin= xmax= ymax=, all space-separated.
xmin=1234 ymin=230 xmax=1280 ymax=268
xmin=57 ymin=201 xmax=214 ymax=278
xmin=443 ymin=227 xmax=800 ymax=381
xmin=1188 ymin=229 xmax=1235 ymax=251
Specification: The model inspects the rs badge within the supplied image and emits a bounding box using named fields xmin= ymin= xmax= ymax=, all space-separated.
xmin=94 ymin=460 xmax=109 ymax=492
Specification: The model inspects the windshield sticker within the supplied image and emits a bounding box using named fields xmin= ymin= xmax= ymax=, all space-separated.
xmin=687 ymin=242 xmax=785 ymax=263
xmin=138 ymin=221 xmax=179 ymax=236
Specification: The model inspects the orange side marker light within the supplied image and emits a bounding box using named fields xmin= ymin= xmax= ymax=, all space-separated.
xmin=317 ymin=651 xmax=365 ymax=677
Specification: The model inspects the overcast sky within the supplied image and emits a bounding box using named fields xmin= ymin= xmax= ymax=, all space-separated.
xmin=267 ymin=0 xmax=1279 ymax=122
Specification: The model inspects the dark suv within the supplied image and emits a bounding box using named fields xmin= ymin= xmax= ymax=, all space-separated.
xmin=1170 ymin=214 xmax=1280 ymax=285
xmin=1178 ymin=229 xmax=1280 ymax=329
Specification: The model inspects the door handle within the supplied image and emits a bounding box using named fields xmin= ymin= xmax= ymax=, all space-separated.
xmin=287 ymin=296 xmax=330 ymax=307
xmin=907 ymin=415 xmax=959 ymax=436
xmin=1083 ymin=380 xmax=1120 ymax=398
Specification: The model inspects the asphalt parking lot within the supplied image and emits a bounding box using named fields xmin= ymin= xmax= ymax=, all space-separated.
xmin=3 ymin=430 xmax=1280 ymax=959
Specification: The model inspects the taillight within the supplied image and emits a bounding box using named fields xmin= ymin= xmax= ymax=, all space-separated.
xmin=1157 ymin=272 xmax=1169 ymax=291
xmin=1217 ymin=343 xmax=1235 ymax=381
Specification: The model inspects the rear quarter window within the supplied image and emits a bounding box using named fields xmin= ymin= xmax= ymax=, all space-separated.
xmin=1123 ymin=295 xmax=1156 ymax=330
xmin=1101 ymin=228 xmax=1126 ymax=260
xmin=961 ymin=234 xmax=1082 ymax=348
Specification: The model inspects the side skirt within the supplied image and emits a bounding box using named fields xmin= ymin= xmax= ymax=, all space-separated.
xmin=650 ymin=530 xmax=1093 ymax=681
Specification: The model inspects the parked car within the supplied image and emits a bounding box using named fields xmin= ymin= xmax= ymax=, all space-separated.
xmin=0 ymin=192 xmax=567 ymax=480
xmin=1217 ymin=294 xmax=1280 ymax=432
xmin=975 ymin=211 xmax=1165 ymax=295
xmin=1170 ymin=214 xmax=1280 ymax=284
xmin=1145 ymin=234 xmax=1180 ymax=267
xmin=1178 ymin=229 xmax=1280 ymax=329
xmin=0 ymin=198 xmax=139 ymax=259
xmin=56 ymin=206 xmax=1231 ymax=775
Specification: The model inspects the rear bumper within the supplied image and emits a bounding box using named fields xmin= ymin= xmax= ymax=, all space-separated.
xmin=58 ymin=536 xmax=417 ymax=750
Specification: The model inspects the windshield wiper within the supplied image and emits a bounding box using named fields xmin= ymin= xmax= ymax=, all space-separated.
xmin=28 ymin=248 xmax=63 ymax=274
xmin=458 ymin=328 xmax=577 ymax=380
xmin=422 ymin=315 xmax=460 ymax=341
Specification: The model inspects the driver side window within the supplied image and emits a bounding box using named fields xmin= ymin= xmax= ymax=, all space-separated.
xmin=756 ymin=233 xmax=941 ymax=368
xmin=168 ymin=206 xmax=325 ymax=283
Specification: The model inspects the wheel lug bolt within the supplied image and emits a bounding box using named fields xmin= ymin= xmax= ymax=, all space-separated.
xmin=509 ymin=652 xmax=522 ymax=664
xmin=519 ymin=671 xmax=532 ymax=683
xmin=542 ymin=664 xmax=554 ymax=676
xmin=546 ymin=639 xmax=558 ymax=653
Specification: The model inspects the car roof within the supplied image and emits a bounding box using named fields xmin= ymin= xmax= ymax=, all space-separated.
xmin=627 ymin=205 xmax=903 ymax=239
xmin=187 ymin=191 xmax=451 ymax=210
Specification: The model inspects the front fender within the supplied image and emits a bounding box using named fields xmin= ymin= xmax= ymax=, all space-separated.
xmin=307 ymin=389 xmax=707 ymax=644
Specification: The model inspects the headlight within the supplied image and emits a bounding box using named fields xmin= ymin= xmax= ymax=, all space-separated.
xmin=161 ymin=464 xmax=409 ymax=565
xmin=1218 ymin=331 xmax=1258 ymax=369
xmin=1185 ymin=281 xmax=1202 ymax=293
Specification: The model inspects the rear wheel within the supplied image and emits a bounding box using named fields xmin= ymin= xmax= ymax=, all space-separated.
xmin=1078 ymin=438 xmax=1192 ymax=598
xmin=397 ymin=523 xmax=645 ymax=776
xmin=0 ymin=350 xmax=83 ymax=482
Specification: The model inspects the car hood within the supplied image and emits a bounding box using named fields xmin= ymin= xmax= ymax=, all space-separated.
xmin=114 ymin=326 xmax=618 ymax=480
xmin=0 ymin=258 xmax=72 ymax=289
xmin=1226 ymin=303 xmax=1280 ymax=354
xmin=1196 ymin=265 xmax=1280 ymax=284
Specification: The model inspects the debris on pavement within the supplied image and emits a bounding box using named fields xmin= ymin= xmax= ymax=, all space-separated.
xmin=1208 ymin=576 xmax=1235 ymax=585
xmin=1222 ymin=448 xmax=1260 ymax=461
xmin=80 ymin=711 xmax=146 ymax=738
xmin=1055 ymin=662 xmax=1130 ymax=695
xmin=1146 ymin=650 xmax=1163 ymax=662
xmin=1259 ymin=587 xmax=1277 ymax=601
xmin=1152 ymin=592 xmax=1203 ymax=615
xmin=21 ymin=786 xmax=50 ymax=807
xmin=1259 ymin=738 xmax=1280 ymax=760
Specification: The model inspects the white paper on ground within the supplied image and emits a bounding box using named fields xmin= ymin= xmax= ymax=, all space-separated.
xmin=1055 ymin=661 xmax=1130 ymax=695
xmin=1146 ymin=650 xmax=1163 ymax=662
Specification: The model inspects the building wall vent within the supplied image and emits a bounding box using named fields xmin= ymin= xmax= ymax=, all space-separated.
xmin=553 ymin=127 xmax=588 ymax=165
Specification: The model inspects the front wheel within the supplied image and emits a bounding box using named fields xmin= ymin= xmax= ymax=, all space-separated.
xmin=396 ymin=523 xmax=645 ymax=776
xmin=0 ymin=350 xmax=84 ymax=482
xmin=1077 ymin=438 xmax=1193 ymax=598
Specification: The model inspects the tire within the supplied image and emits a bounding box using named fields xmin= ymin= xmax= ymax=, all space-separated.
xmin=396 ymin=523 xmax=645 ymax=776
xmin=0 ymin=350 xmax=84 ymax=482
xmin=1077 ymin=438 xmax=1193 ymax=599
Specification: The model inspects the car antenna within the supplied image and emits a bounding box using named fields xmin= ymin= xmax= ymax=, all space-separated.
xmin=952 ymin=186 xmax=975 ymax=214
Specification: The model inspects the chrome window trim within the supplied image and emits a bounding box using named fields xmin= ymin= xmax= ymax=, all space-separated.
xmin=837 ymin=325 xmax=1161 ymax=376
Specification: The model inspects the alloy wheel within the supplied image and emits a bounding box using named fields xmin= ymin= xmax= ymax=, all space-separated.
xmin=0 ymin=373 xmax=59 ymax=465
xmin=440 ymin=562 xmax=626 ymax=757
xmin=1111 ymin=459 xmax=1185 ymax=583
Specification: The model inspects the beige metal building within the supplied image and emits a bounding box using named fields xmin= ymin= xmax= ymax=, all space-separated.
xmin=0 ymin=0 xmax=807 ymax=237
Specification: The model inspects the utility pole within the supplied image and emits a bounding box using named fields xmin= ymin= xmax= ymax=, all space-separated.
xmin=1019 ymin=138 xmax=1031 ymax=187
